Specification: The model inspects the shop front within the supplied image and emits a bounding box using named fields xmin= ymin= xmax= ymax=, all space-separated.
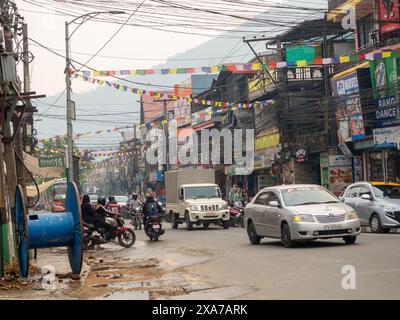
xmin=250 ymin=128 xmax=280 ymax=195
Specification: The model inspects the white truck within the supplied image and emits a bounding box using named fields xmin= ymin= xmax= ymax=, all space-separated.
xmin=166 ymin=169 xmax=229 ymax=230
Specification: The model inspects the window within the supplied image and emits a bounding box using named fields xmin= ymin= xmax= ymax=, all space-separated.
xmin=347 ymin=186 xmax=360 ymax=198
xmin=255 ymin=192 xmax=269 ymax=205
xmin=358 ymin=186 xmax=371 ymax=197
xmin=265 ymin=191 xmax=279 ymax=205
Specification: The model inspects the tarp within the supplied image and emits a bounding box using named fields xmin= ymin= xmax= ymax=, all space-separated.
xmin=26 ymin=179 xmax=57 ymax=197
xmin=22 ymin=152 xmax=64 ymax=178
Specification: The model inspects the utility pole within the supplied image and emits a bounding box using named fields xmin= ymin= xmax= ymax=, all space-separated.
xmin=154 ymin=98 xmax=175 ymax=172
xmin=65 ymin=21 xmax=74 ymax=182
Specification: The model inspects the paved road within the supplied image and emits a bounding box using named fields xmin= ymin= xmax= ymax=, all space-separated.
xmin=131 ymin=223 xmax=400 ymax=299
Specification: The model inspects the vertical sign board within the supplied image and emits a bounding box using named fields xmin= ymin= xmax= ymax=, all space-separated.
xmin=331 ymin=70 xmax=366 ymax=143
xmin=328 ymin=155 xmax=353 ymax=196
xmin=370 ymin=54 xmax=400 ymax=128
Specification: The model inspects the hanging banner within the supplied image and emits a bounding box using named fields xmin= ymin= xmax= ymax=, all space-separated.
xmin=72 ymin=48 xmax=397 ymax=77
xmin=73 ymin=73 xmax=275 ymax=111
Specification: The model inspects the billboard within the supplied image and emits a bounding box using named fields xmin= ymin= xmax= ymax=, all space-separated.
xmin=331 ymin=71 xmax=366 ymax=142
xmin=378 ymin=0 xmax=400 ymax=33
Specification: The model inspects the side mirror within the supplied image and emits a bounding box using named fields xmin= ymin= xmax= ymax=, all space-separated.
xmin=361 ymin=194 xmax=372 ymax=200
xmin=268 ymin=201 xmax=280 ymax=208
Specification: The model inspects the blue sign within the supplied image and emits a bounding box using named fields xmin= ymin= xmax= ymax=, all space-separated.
xmin=375 ymin=95 xmax=400 ymax=127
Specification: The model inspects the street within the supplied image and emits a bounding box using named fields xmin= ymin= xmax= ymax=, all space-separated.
xmin=2 ymin=225 xmax=399 ymax=300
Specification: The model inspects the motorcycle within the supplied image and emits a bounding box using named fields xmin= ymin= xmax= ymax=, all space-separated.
xmin=228 ymin=201 xmax=245 ymax=228
xmin=82 ymin=213 xmax=136 ymax=249
xmin=144 ymin=215 xmax=165 ymax=241
xmin=130 ymin=205 xmax=143 ymax=230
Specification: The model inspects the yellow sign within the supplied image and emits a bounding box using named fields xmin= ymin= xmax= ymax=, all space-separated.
xmin=248 ymin=72 xmax=276 ymax=100
xmin=255 ymin=129 xmax=280 ymax=150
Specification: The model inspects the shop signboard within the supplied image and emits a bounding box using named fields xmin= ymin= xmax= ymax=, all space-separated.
xmin=328 ymin=155 xmax=353 ymax=196
xmin=331 ymin=71 xmax=366 ymax=142
xmin=39 ymin=157 xmax=65 ymax=168
xmin=375 ymin=95 xmax=400 ymax=127
xmin=338 ymin=143 xmax=353 ymax=158
xmin=248 ymin=73 xmax=276 ymax=101
xmin=254 ymin=129 xmax=280 ymax=170
xmin=373 ymin=125 xmax=400 ymax=148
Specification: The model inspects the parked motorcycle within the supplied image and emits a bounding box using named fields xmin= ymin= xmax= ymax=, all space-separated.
xmin=144 ymin=215 xmax=165 ymax=241
xmin=228 ymin=201 xmax=245 ymax=228
xmin=130 ymin=205 xmax=143 ymax=230
xmin=82 ymin=213 xmax=136 ymax=249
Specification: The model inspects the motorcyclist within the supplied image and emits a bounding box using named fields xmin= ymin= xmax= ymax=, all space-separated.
xmin=106 ymin=195 xmax=121 ymax=214
xmin=81 ymin=194 xmax=94 ymax=224
xmin=94 ymin=196 xmax=114 ymax=239
xmin=128 ymin=192 xmax=142 ymax=211
xmin=142 ymin=191 xmax=164 ymax=227
xmin=228 ymin=184 xmax=243 ymax=205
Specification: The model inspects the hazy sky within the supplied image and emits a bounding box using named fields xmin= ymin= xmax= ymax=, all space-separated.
xmin=17 ymin=0 xmax=257 ymax=96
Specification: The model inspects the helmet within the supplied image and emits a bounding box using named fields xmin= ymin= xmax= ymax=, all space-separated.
xmin=82 ymin=194 xmax=90 ymax=203
xmin=97 ymin=196 xmax=106 ymax=206
xmin=108 ymin=195 xmax=115 ymax=203
xmin=132 ymin=192 xmax=138 ymax=200
xmin=145 ymin=192 xmax=153 ymax=201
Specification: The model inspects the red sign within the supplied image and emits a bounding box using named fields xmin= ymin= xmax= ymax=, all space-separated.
xmin=379 ymin=0 xmax=400 ymax=33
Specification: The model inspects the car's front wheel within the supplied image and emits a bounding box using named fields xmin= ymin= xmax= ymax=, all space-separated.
xmin=185 ymin=212 xmax=193 ymax=231
xmin=370 ymin=214 xmax=383 ymax=233
xmin=281 ymin=223 xmax=294 ymax=248
xmin=247 ymin=221 xmax=261 ymax=245
xmin=343 ymin=236 xmax=357 ymax=244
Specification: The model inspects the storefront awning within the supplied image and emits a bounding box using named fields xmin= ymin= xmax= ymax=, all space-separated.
xmin=331 ymin=61 xmax=369 ymax=80
xmin=26 ymin=179 xmax=57 ymax=197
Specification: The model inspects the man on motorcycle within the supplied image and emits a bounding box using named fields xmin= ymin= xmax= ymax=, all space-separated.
xmin=81 ymin=194 xmax=94 ymax=224
xmin=142 ymin=191 xmax=164 ymax=225
xmin=94 ymin=196 xmax=115 ymax=239
xmin=128 ymin=192 xmax=142 ymax=211
xmin=106 ymin=195 xmax=121 ymax=214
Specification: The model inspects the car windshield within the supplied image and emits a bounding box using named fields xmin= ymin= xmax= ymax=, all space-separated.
xmin=372 ymin=185 xmax=400 ymax=199
xmin=185 ymin=186 xmax=221 ymax=199
xmin=115 ymin=196 xmax=128 ymax=203
xmin=282 ymin=187 xmax=339 ymax=206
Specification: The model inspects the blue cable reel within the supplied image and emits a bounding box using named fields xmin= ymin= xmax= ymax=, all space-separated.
xmin=14 ymin=182 xmax=83 ymax=278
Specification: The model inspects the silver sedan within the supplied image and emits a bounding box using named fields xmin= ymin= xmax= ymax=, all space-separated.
xmin=245 ymin=184 xmax=361 ymax=248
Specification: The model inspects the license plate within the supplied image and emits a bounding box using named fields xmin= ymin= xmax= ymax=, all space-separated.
xmin=153 ymin=225 xmax=160 ymax=229
xmin=324 ymin=224 xmax=343 ymax=230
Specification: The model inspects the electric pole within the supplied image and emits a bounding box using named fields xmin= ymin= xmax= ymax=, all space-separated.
xmin=154 ymin=98 xmax=175 ymax=172
xmin=65 ymin=21 xmax=74 ymax=182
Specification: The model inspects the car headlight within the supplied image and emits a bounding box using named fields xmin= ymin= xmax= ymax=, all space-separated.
xmin=381 ymin=203 xmax=395 ymax=211
xmin=345 ymin=210 xmax=359 ymax=220
xmin=219 ymin=203 xmax=228 ymax=210
xmin=191 ymin=205 xmax=200 ymax=211
xmin=385 ymin=211 xmax=396 ymax=218
xmin=293 ymin=214 xmax=314 ymax=222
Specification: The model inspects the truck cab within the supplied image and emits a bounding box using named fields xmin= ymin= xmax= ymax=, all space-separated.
xmin=170 ymin=183 xmax=229 ymax=230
